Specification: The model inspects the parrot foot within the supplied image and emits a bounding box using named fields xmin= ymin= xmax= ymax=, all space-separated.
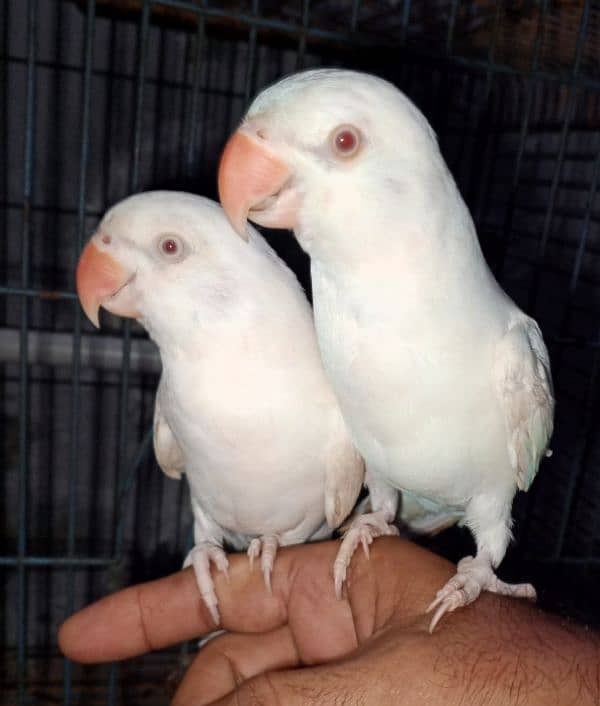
xmin=426 ymin=555 xmax=536 ymax=632
xmin=333 ymin=512 xmax=399 ymax=599
xmin=247 ymin=535 xmax=279 ymax=594
xmin=183 ymin=542 xmax=230 ymax=626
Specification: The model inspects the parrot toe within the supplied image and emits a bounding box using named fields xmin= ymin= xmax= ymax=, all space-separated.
xmin=426 ymin=555 xmax=537 ymax=632
xmin=333 ymin=511 xmax=399 ymax=599
xmin=247 ymin=535 xmax=279 ymax=594
xmin=183 ymin=542 xmax=230 ymax=625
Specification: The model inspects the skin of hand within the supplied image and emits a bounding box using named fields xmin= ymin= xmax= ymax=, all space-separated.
xmin=58 ymin=538 xmax=599 ymax=706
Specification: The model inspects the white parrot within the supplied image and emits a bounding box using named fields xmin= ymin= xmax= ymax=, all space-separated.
xmin=75 ymin=191 xmax=364 ymax=624
xmin=217 ymin=69 xmax=554 ymax=630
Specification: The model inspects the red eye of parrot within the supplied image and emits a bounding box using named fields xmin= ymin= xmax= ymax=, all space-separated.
xmin=157 ymin=234 xmax=187 ymax=263
xmin=162 ymin=238 xmax=178 ymax=254
xmin=331 ymin=125 xmax=362 ymax=159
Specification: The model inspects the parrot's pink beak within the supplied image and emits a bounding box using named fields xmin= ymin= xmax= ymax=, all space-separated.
xmin=76 ymin=238 xmax=136 ymax=328
xmin=218 ymin=129 xmax=294 ymax=239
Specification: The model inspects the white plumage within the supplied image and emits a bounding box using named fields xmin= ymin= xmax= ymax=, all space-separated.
xmin=76 ymin=191 xmax=364 ymax=623
xmin=218 ymin=69 xmax=554 ymax=629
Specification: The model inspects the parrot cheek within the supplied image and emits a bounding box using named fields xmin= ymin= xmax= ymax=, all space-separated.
xmin=247 ymin=183 xmax=301 ymax=231
xmin=100 ymin=276 xmax=141 ymax=321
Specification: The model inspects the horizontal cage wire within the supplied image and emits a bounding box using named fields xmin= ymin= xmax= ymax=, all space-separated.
xmin=2 ymin=0 xmax=600 ymax=704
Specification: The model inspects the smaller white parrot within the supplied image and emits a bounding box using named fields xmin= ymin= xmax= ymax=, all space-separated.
xmin=75 ymin=191 xmax=364 ymax=623
xmin=218 ymin=69 xmax=554 ymax=631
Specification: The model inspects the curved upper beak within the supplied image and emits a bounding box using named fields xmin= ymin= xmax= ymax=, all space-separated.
xmin=218 ymin=129 xmax=292 ymax=239
xmin=76 ymin=239 xmax=130 ymax=328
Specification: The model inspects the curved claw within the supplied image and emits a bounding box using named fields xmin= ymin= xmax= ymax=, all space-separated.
xmin=361 ymin=533 xmax=372 ymax=560
xmin=183 ymin=543 xmax=230 ymax=626
xmin=246 ymin=535 xmax=279 ymax=594
xmin=426 ymin=555 xmax=537 ymax=632
xmin=201 ymin=589 xmax=221 ymax=626
xmin=426 ymin=594 xmax=443 ymax=615
xmin=263 ymin=566 xmax=273 ymax=595
xmin=428 ymin=593 xmax=464 ymax=633
xmin=247 ymin=538 xmax=261 ymax=572
xmin=426 ymin=575 xmax=466 ymax=615
xmin=333 ymin=559 xmax=347 ymax=600
xmin=332 ymin=511 xmax=398 ymax=601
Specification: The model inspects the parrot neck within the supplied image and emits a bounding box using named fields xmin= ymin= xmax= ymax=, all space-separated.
xmin=139 ymin=284 xmax=243 ymax=356
xmin=297 ymin=168 xmax=505 ymax=313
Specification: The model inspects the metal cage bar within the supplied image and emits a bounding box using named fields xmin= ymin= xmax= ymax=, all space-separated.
xmin=16 ymin=2 xmax=38 ymax=702
xmin=106 ymin=3 xmax=150 ymax=703
xmin=63 ymin=3 xmax=96 ymax=704
xmin=497 ymin=0 xmax=549 ymax=278
xmin=527 ymin=0 xmax=592 ymax=315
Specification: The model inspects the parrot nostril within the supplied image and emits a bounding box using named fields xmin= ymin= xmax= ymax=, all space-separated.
xmin=256 ymin=128 xmax=267 ymax=140
xmin=101 ymin=234 xmax=112 ymax=245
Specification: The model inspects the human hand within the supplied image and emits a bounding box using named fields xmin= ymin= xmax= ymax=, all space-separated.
xmin=59 ymin=538 xmax=599 ymax=705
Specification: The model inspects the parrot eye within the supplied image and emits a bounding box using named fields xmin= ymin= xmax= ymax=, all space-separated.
xmin=330 ymin=125 xmax=362 ymax=159
xmin=156 ymin=234 xmax=188 ymax=263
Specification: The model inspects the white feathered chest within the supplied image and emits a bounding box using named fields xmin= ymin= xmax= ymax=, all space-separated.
xmin=311 ymin=261 xmax=516 ymax=505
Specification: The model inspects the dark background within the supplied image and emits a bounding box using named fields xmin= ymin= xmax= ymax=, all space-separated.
xmin=2 ymin=1 xmax=600 ymax=704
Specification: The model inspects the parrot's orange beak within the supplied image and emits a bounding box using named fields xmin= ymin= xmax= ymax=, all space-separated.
xmin=76 ymin=239 xmax=132 ymax=328
xmin=218 ymin=129 xmax=293 ymax=240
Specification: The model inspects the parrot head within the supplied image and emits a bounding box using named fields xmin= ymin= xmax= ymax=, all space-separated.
xmin=76 ymin=191 xmax=244 ymax=330
xmin=218 ymin=69 xmax=441 ymax=252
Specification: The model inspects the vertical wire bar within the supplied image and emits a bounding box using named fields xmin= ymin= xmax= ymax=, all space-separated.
xmin=496 ymin=0 xmax=548 ymax=279
xmin=445 ymin=0 xmax=460 ymax=55
xmin=566 ymin=145 xmax=600 ymax=300
xmin=425 ymin=0 xmax=459 ymax=173
xmin=198 ymin=27 xmax=213 ymax=169
xmin=114 ymin=0 xmax=150 ymax=559
xmin=350 ymin=0 xmax=361 ymax=32
xmin=185 ymin=14 xmax=206 ymax=180
xmin=526 ymin=0 xmax=591 ymax=313
xmin=0 ymin=1 xmax=10 ymax=667
xmin=107 ymin=5 xmax=150 ymax=704
xmin=244 ymin=0 xmax=259 ymax=106
xmin=552 ymin=143 xmax=600 ymax=558
xmin=88 ymin=10 xmax=116 ymax=608
xmin=17 ymin=2 xmax=37 ymax=703
xmin=296 ymin=0 xmax=310 ymax=70
xmin=517 ymin=1 xmax=591 ymax=554
xmin=101 ymin=15 xmax=117 ymax=206
xmin=178 ymin=30 xmax=193 ymax=176
xmin=224 ymin=39 xmax=239 ymax=139
xmin=448 ymin=74 xmax=478 ymax=177
xmin=43 ymin=0 xmax=65 ymax=655
xmin=462 ymin=1 xmax=503 ymax=209
xmin=0 ymin=1 xmax=9 ymax=661
xmin=553 ymin=350 xmax=600 ymax=557
xmin=63 ymin=3 xmax=95 ymax=705
xmin=400 ymin=0 xmax=411 ymax=44
xmin=474 ymin=81 xmax=503 ymax=225
xmin=151 ymin=27 xmax=167 ymax=185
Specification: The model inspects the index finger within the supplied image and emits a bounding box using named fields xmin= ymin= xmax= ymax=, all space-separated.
xmin=58 ymin=550 xmax=290 ymax=663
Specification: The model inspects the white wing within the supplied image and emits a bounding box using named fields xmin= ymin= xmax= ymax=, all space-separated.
xmin=324 ymin=414 xmax=365 ymax=528
xmin=494 ymin=316 xmax=554 ymax=492
xmin=153 ymin=378 xmax=185 ymax=480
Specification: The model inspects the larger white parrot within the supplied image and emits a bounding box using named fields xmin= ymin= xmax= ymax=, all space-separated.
xmin=75 ymin=191 xmax=364 ymax=624
xmin=218 ymin=69 xmax=554 ymax=630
